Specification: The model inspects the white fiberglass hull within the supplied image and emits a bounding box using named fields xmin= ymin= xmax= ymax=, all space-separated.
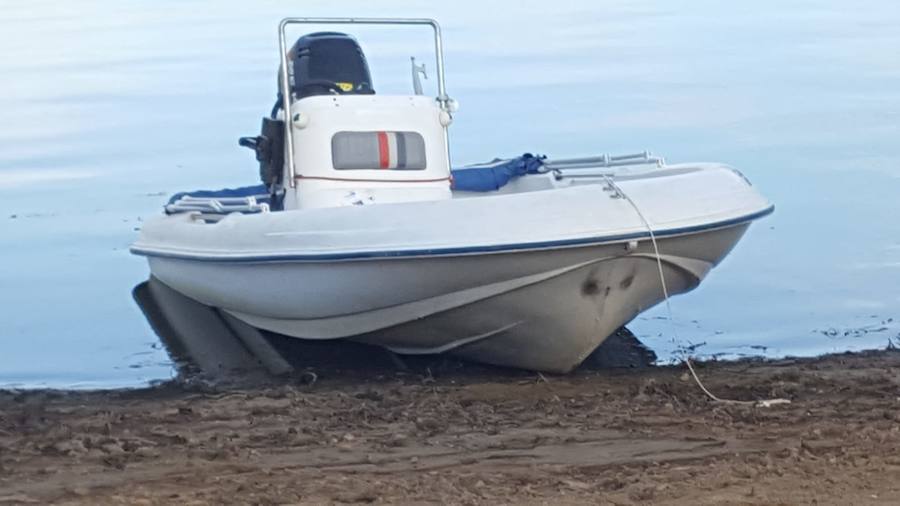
xmin=147 ymin=223 xmax=745 ymax=372
xmin=133 ymin=163 xmax=771 ymax=372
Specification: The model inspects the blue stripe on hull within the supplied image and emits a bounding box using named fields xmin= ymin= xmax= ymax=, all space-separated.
xmin=131 ymin=205 xmax=773 ymax=263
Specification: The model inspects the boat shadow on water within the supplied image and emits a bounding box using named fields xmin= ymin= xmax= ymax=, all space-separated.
xmin=133 ymin=277 xmax=657 ymax=386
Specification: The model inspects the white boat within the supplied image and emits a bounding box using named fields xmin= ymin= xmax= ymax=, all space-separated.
xmin=131 ymin=18 xmax=772 ymax=373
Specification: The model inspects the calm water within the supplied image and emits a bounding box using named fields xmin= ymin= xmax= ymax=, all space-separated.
xmin=2 ymin=1 xmax=899 ymax=388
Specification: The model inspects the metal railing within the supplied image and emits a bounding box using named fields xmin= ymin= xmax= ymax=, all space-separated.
xmin=543 ymin=151 xmax=663 ymax=170
xmin=166 ymin=196 xmax=270 ymax=215
xmin=278 ymin=17 xmax=450 ymax=187
xmin=543 ymin=151 xmax=664 ymax=180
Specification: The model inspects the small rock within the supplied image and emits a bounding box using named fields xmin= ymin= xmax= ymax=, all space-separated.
xmin=560 ymin=479 xmax=592 ymax=491
xmin=100 ymin=442 xmax=125 ymax=455
xmin=388 ymin=433 xmax=408 ymax=447
xmin=297 ymin=371 xmax=318 ymax=385
xmin=414 ymin=417 xmax=442 ymax=432
xmin=52 ymin=439 xmax=87 ymax=455
xmin=134 ymin=447 xmax=160 ymax=458
xmin=628 ymin=485 xmax=656 ymax=501
xmin=69 ymin=487 xmax=90 ymax=496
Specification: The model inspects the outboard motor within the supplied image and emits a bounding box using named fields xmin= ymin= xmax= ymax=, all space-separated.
xmin=240 ymin=32 xmax=374 ymax=192
xmin=284 ymin=32 xmax=375 ymax=100
xmin=238 ymin=117 xmax=284 ymax=189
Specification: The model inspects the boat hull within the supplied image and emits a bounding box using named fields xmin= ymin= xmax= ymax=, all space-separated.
xmin=136 ymin=163 xmax=771 ymax=372
xmin=147 ymin=223 xmax=748 ymax=373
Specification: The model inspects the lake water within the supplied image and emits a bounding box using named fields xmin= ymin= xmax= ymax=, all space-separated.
xmin=2 ymin=0 xmax=899 ymax=388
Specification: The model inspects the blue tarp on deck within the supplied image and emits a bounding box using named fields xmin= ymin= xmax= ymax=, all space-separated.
xmin=166 ymin=153 xmax=545 ymax=209
xmin=450 ymin=154 xmax=546 ymax=192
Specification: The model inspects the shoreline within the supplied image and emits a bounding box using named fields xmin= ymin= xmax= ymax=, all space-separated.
xmin=2 ymin=348 xmax=899 ymax=504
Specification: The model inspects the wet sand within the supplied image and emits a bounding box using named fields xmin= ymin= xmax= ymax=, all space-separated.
xmin=1 ymin=349 xmax=899 ymax=505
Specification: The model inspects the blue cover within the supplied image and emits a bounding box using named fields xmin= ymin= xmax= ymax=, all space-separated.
xmin=450 ymin=154 xmax=546 ymax=192
xmin=167 ymin=184 xmax=271 ymax=205
xmin=166 ymin=154 xmax=545 ymax=210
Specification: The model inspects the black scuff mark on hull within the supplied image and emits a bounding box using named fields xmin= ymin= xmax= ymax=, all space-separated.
xmin=581 ymin=278 xmax=601 ymax=297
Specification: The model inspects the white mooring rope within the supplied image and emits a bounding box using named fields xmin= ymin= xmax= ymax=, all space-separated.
xmin=604 ymin=176 xmax=790 ymax=408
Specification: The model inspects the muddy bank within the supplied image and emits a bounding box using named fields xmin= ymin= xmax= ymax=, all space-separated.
xmin=1 ymin=349 xmax=899 ymax=505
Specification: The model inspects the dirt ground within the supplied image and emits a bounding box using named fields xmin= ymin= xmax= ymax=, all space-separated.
xmin=1 ymin=349 xmax=899 ymax=505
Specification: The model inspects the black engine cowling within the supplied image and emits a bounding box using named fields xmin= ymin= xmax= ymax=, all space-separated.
xmin=284 ymin=32 xmax=374 ymax=100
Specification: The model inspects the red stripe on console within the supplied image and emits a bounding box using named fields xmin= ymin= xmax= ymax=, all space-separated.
xmin=377 ymin=131 xmax=390 ymax=169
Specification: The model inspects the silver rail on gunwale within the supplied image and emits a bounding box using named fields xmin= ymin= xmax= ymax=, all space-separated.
xmin=543 ymin=151 xmax=665 ymax=179
xmin=165 ymin=196 xmax=270 ymax=215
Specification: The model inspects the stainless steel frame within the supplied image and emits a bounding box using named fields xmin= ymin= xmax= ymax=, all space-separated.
xmin=278 ymin=17 xmax=450 ymax=187
xmin=543 ymin=152 xmax=665 ymax=181
xmin=165 ymin=195 xmax=270 ymax=215
xmin=543 ymin=152 xmax=663 ymax=170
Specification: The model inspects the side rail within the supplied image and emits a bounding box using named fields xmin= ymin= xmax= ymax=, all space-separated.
xmin=278 ymin=17 xmax=449 ymax=187
xmin=542 ymin=152 xmax=663 ymax=180
xmin=166 ymin=196 xmax=270 ymax=215
xmin=543 ymin=151 xmax=664 ymax=171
